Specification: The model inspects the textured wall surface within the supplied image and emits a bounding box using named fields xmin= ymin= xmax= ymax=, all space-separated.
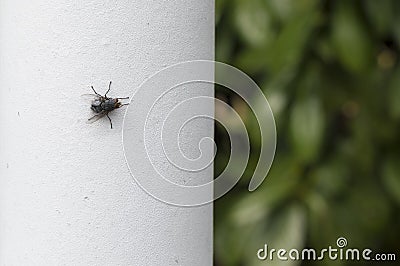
xmin=0 ymin=0 xmax=214 ymax=265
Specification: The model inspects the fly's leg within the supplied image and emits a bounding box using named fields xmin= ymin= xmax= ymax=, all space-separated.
xmin=117 ymin=97 xmax=130 ymax=107
xmin=106 ymin=113 xmax=113 ymax=129
xmin=105 ymin=81 xmax=112 ymax=98
xmin=116 ymin=97 xmax=129 ymax=100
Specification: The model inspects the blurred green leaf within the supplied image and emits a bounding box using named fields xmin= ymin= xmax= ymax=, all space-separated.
xmin=332 ymin=1 xmax=373 ymax=73
xmin=245 ymin=204 xmax=306 ymax=266
xmin=311 ymin=158 xmax=350 ymax=199
xmin=215 ymin=0 xmax=229 ymax=25
xmin=215 ymin=0 xmax=400 ymax=264
xmin=235 ymin=48 xmax=270 ymax=75
xmin=262 ymin=87 xmax=287 ymax=120
xmin=365 ymin=0 xmax=394 ymax=36
xmin=268 ymin=0 xmax=319 ymax=24
xmin=315 ymin=36 xmax=336 ymax=63
xmin=335 ymin=184 xmax=391 ymax=246
xmin=349 ymin=114 xmax=375 ymax=174
xmin=391 ymin=1 xmax=400 ymax=45
xmin=306 ymin=192 xmax=335 ymax=250
xmin=289 ymin=97 xmax=325 ymax=163
xmin=382 ymin=156 xmax=400 ymax=205
xmin=387 ymin=67 xmax=400 ymax=119
xmin=267 ymin=13 xmax=319 ymax=74
xmin=216 ymin=28 xmax=235 ymax=63
xmin=233 ymin=0 xmax=273 ymax=47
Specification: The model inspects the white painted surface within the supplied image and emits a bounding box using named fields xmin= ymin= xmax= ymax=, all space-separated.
xmin=0 ymin=0 xmax=214 ymax=265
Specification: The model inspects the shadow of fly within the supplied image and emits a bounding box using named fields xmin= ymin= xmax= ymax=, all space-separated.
xmin=82 ymin=81 xmax=129 ymax=129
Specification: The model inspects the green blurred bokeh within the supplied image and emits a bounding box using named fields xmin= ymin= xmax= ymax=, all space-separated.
xmin=214 ymin=0 xmax=400 ymax=265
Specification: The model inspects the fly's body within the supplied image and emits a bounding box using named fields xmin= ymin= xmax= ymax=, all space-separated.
xmin=85 ymin=81 xmax=129 ymax=129
xmin=91 ymin=97 xmax=120 ymax=113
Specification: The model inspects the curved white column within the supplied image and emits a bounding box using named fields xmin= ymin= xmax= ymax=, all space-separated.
xmin=0 ymin=0 xmax=214 ymax=265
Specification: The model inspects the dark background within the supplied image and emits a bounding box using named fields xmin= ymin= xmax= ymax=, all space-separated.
xmin=214 ymin=0 xmax=400 ymax=265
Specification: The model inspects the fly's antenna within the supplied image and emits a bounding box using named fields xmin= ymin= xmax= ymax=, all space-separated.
xmin=91 ymin=86 xmax=101 ymax=96
xmin=105 ymin=81 xmax=112 ymax=98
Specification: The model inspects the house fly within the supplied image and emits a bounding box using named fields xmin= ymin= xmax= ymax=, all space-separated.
xmin=83 ymin=81 xmax=129 ymax=129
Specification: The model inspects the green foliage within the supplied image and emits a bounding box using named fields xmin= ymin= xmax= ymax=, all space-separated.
xmin=215 ymin=0 xmax=400 ymax=265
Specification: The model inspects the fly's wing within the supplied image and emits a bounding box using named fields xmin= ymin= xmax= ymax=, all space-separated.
xmin=87 ymin=111 xmax=107 ymax=124
xmin=82 ymin=94 xmax=106 ymax=124
xmin=81 ymin=94 xmax=99 ymax=101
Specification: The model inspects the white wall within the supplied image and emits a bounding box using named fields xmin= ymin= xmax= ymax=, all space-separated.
xmin=0 ymin=0 xmax=214 ymax=265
